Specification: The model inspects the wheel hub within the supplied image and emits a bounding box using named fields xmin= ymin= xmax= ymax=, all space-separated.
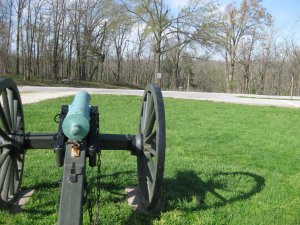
xmin=132 ymin=133 xmax=144 ymax=156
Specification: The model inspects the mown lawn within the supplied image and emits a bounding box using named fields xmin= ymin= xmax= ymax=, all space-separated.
xmin=1 ymin=94 xmax=300 ymax=225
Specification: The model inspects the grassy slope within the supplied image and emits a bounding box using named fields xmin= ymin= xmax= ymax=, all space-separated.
xmin=1 ymin=95 xmax=300 ymax=224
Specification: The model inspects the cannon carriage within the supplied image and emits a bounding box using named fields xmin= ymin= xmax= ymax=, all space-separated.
xmin=0 ymin=78 xmax=166 ymax=225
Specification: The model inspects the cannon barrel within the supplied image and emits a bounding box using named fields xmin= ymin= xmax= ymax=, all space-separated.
xmin=62 ymin=91 xmax=91 ymax=140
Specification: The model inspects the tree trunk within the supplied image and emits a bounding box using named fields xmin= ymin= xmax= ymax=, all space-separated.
xmin=229 ymin=52 xmax=235 ymax=92
xmin=67 ymin=37 xmax=73 ymax=79
xmin=259 ymin=71 xmax=265 ymax=94
xmin=243 ymin=65 xmax=250 ymax=93
xmin=172 ymin=56 xmax=180 ymax=90
xmin=4 ymin=0 xmax=13 ymax=74
xmin=154 ymin=38 xmax=162 ymax=85
xmin=16 ymin=1 xmax=24 ymax=75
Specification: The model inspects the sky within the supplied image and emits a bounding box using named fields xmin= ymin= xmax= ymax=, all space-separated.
xmin=261 ymin=0 xmax=300 ymax=39
xmin=167 ymin=0 xmax=300 ymax=41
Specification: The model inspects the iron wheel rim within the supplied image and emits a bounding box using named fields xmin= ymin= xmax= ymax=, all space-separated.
xmin=137 ymin=83 xmax=166 ymax=210
xmin=0 ymin=78 xmax=25 ymax=208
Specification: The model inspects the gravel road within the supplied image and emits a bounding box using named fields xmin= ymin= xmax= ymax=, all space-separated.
xmin=18 ymin=85 xmax=300 ymax=108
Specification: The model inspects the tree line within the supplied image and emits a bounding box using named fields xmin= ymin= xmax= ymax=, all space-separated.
xmin=0 ymin=0 xmax=299 ymax=95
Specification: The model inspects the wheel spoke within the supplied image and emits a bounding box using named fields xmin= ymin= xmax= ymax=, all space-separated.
xmin=147 ymin=180 xmax=154 ymax=202
xmin=146 ymin=92 xmax=150 ymax=109
xmin=13 ymin=160 xmax=19 ymax=192
xmin=144 ymin=152 xmax=156 ymax=181
xmin=138 ymin=157 xmax=149 ymax=200
xmin=144 ymin=109 xmax=155 ymax=137
xmin=1 ymin=90 xmax=12 ymax=130
xmin=0 ymin=143 xmax=11 ymax=148
xmin=141 ymin=100 xmax=147 ymax=132
xmin=144 ymin=93 xmax=150 ymax=120
xmin=144 ymin=153 xmax=156 ymax=201
xmin=16 ymin=116 xmax=22 ymax=131
xmin=9 ymin=162 xmax=14 ymax=198
xmin=145 ymin=130 xmax=156 ymax=143
xmin=0 ymin=127 xmax=11 ymax=141
xmin=13 ymin=100 xmax=18 ymax=131
xmin=145 ymin=145 xmax=156 ymax=156
xmin=7 ymin=89 xmax=14 ymax=129
xmin=0 ymin=103 xmax=10 ymax=133
xmin=0 ymin=156 xmax=10 ymax=190
xmin=0 ymin=148 xmax=10 ymax=166
xmin=13 ymin=157 xmax=19 ymax=181
xmin=146 ymin=92 xmax=152 ymax=111
xmin=2 ymin=159 xmax=12 ymax=201
xmin=145 ymin=94 xmax=154 ymax=121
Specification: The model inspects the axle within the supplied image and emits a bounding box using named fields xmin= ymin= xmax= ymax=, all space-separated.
xmin=23 ymin=133 xmax=140 ymax=152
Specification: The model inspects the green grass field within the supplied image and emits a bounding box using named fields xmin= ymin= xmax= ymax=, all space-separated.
xmin=1 ymin=95 xmax=300 ymax=225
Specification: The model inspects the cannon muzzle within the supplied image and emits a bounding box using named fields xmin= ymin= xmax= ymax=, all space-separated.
xmin=62 ymin=91 xmax=91 ymax=140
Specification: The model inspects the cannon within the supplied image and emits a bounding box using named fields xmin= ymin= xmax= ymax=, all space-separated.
xmin=0 ymin=78 xmax=166 ymax=225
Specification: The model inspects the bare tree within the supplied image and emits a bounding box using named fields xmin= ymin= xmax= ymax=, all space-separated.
xmin=121 ymin=0 xmax=172 ymax=84
xmin=286 ymin=39 xmax=300 ymax=95
xmin=0 ymin=0 xmax=8 ymax=74
xmin=16 ymin=0 xmax=27 ymax=75
xmin=219 ymin=0 xmax=272 ymax=92
xmin=133 ymin=22 xmax=149 ymax=85
xmin=257 ymin=35 xmax=272 ymax=94
xmin=0 ymin=0 xmax=14 ymax=74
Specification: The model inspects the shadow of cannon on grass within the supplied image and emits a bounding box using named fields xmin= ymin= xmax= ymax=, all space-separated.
xmin=162 ymin=170 xmax=265 ymax=211
xmin=124 ymin=170 xmax=265 ymax=224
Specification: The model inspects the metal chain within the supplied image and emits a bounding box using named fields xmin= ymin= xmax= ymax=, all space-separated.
xmin=86 ymin=153 xmax=101 ymax=225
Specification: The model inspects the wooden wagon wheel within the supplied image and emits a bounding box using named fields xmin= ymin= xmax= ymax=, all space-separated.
xmin=137 ymin=84 xmax=166 ymax=210
xmin=0 ymin=78 xmax=25 ymax=208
